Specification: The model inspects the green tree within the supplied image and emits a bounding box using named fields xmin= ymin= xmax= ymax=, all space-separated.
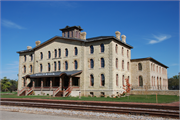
xmin=1 ymin=77 xmax=12 ymax=92
xmin=168 ymin=75 xmax=179 ymax=90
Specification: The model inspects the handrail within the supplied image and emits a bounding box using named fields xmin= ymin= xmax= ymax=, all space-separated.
xmin=53 ymin=87 xmax=61 ymax=97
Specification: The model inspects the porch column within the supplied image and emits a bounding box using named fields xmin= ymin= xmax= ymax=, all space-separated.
xmin=59 ymin=77 xmax=62 ymax=90
xmin=41 ymin=78 xmax=43 ymax=91
xmin=33 ymin=80 xmax=35 ymax=89
xmin=50 ymin=78 xmax=52 ymax=91
xmin=70 ymin=77 xmax=72 ymax=87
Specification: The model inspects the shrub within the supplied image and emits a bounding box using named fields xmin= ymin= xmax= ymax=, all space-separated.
xmin=107 ymin=96 xmax=110 ymax=98
xmin=47 ymin=94 xmax=49 ymax=96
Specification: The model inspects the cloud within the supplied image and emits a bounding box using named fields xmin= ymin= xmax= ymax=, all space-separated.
xmin=1 ymin=19 xmax=26 ymax=29
xmin=148 ymin=34 xmax=171 ymax=44
xmin=169 ymin=63 xmax=179 ymax=66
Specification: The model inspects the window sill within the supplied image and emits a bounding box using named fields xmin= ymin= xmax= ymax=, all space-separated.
xmin=99 ymin=86 xmax=105 ymax=88
xmin=99 ymin=67 xmax=105 ymax=69
xmin=88 ymin=86 xmax=94 ymax=88
xmin=52 ymin=57 xmax=61 ymax=60
xmin=99 ymin=52 xmax=104 ymax=54
xmin=73 ymin=55 xmax=78 ymax=57
xmin=89 ymin=68 xmax=94 ymax=70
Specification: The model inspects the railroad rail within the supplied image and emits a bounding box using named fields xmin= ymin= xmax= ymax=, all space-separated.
xmin=1 ymin=98 xmax=179 ymax=119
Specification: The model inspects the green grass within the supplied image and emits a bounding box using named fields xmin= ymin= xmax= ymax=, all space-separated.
xmin=0 ymin=91 xmax=17 ymax=94
xmin=1 ymin=93 xmax=179 ymax=103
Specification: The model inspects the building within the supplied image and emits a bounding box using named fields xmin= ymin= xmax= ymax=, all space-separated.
xmin=17 ymin=26 xmax=168 ymax=97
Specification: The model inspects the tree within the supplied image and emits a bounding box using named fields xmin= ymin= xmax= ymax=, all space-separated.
xmin=123 ymin=78 xmax=131 ymax=95
xmin=1 ymin=77 xmax=17 ymax=92
xmin=168 ymin=75 xmax=179 ymax=90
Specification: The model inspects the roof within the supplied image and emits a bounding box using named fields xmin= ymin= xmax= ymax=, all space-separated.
xmin=25 ymin=70 xmax=82 ymax=78
xmin=60 ymin=26 xmax=83 ymax=31
xmin=131 ymin=57 xmax=168 ymax=68
xmin=17 ymin=35 xmax=133 ymax=54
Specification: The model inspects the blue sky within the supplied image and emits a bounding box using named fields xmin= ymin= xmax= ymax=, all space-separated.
xmin=0 ymin=1 xmax=179 ymax=80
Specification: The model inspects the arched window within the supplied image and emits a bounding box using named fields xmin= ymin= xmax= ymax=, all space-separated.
xmin=122 ymin=75 xmax=124 ymax=86
xmin=101 ymin=74 xmax=105 ymax=86
xmin=139 ymin=76 xmax=143 ymax=86
xmin=74 ymin=60 xmax=78 ymax=69
xmin=40 ymin=52 xmax=43 ymax=60
xmin=116 ymin=58 xmax=118 ymax=69
xmin=65 ymin=61 xmax=68 ymax=70
xmin=122 ymin=47 xmax=124 ymax=55
xmin=48 ymin=63 xmax=51 ymax=71
xmin=40 ymin=64 xmax=43 ymax=72
xmin=74 ymin=47 xmax=78 ymax=55
xmin=90 ymin=45 xmax=94 ymax=54
xmin=24 ymin=55 xmax=26 ymax=62
xmin=58 ymin=49 xmax=61 ymax=57
xmin=115 ymin=44 xmax=118 ymax=53
xmin=122 ymin=60 xmax=124 ymax=70
xmin=100 ymin=44 xmax=104 ymax=53
xmin=153 ymin=64 xmax=155 ymax=71
xmin=138 ymin=63 xmax=142 ymax=71
xmin=90 ymin=74 xmax=94 ymax=86
xmin=90 ymin=59 xmax=94 ymax=68
xmin=23 ymin=65 xmax=26 ymax=73
xmin=159 ymin=67 xmax=161 ymax=74
xmin=127 ymin=62 xmax=129 ymax=71
xmin=48 ymin=51 xmax=51 ymax=59
xmin=58 ymin=61 xmax=60 ymax=70
xmin=101 ymin=58 xmax=105 ymax=68
xmin=54 ymin=49 xmax=57 ymax=58
xmin=156 ymin=66 xmax=158 ymax=73
xmin=127 ymin=50 xmax=129 ymax=58
xmin=30 ymin=54 xmax=33 ymax=61
xmin=116 ymin=74 xmax=118 ymax=86
xmin=65 ymin=48 xmax=68 ymax=57
xmin=30 ymin=65 xmax=32 ymax=73
xmin=54 ymin=61 xmax=56 ymax=71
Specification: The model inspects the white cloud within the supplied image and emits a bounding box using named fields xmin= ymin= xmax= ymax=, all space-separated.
xmin=148 ymin=34 xmax=171 ymax=44
xmin=1 ymin=19 xmax=26 ymax=29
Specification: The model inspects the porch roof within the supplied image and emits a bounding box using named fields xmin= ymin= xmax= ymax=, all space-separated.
xmin=26 ymin=70 xmax=82 ymax=78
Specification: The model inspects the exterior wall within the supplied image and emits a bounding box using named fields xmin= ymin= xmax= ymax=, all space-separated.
xmin=149 ymin=62 xmax=168 ymax=90
xmin=112 ymin=40 xmax=131 ymax=95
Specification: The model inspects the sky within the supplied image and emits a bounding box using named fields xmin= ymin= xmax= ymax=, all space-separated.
xmin=0 ymin=1 xmax=179 ymax=80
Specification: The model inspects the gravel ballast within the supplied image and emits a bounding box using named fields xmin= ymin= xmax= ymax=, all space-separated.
xmin=0 ymin=105 xmax=178 ymax=120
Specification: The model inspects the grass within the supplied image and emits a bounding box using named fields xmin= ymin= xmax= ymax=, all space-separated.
xmin=0 ymin=93 xmax=179 ymax=103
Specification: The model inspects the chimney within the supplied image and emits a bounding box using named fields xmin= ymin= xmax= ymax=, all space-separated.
xmin=121 ymin=35 xmax=126 ymax=43
xmin=35 ymin=41 xmax=41 ymax=46
xmin=115 ymin=31 xmax=121 ymax=40
xmin=27 ymin=46 xmax=32 ymax=50
xmin=80 ymin=32 xmax=87 ymax=40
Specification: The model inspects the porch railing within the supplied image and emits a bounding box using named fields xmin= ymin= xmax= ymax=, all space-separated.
xmin=53 ymin=87 xmax=61 ymax=97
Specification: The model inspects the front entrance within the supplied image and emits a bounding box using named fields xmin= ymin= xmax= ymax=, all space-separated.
xmin=62 ymin=75 xmax=69 ymax=90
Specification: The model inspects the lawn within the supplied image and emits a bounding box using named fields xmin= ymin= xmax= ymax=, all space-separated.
xmin=1 ymin=93 xmax=179 ymax=103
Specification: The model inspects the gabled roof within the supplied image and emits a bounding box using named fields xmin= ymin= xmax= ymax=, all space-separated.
xmin=131 ymin=57 xmax=168 ymax=68
xmin=17 ymin=35 xmax=133 ymax=54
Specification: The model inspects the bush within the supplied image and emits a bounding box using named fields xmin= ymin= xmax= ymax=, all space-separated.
xmin=94 ymin=96 xmax=96 ymax=98
xmin=107 ymin=96 xmax=110 ymax=98
xmin=47 ymin=94 xmax=49 ymax=96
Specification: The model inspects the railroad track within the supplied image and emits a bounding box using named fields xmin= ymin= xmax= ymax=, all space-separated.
xmin=1 ymin=98 xmax=179 ymax=119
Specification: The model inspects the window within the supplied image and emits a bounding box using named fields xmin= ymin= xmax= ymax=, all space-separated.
xmin=40 ymin=52 xmax=43 ymax=60
xmin=40 ymin=64 xmax=43 ymax=72
xmin=127 ymin=50 xmax=129 ymax=58
xmin=151 ymin=63 xmax=153 ymax=71
xmin=156 ymin=66 xmax=158 ymax=73
xmin=127 ymin=62 xmax=129 ymax=71
xmin=116 ymin=58 xmax=118 ymax=69
xmin=74 ymin=60 xmax=78 ymax=69
xmin=65 ymin=61 xmax=68 ymax=70
xmin=54 ymin=61 xmax=56 ymax=71
xmin=122 ymin=75 xmax=124 ymax=86
xmin=122 ymin=60 xmax=124 ymax=70
xmin=159 ymin=67 xmax=161 ymax=74
xmin=48 ymin=51 xmax=51 ymax=59
xmin=54 ymin=49 xmax=57 ymax=58
xmin=30 ymin=65 xmax=32 ymax=73
xmin=100 ymin=44 xmax=104 ymax=53
xmin=30 ymin=54 xmax=33 ymax=61
xmin=139 ymin=76 xmax=143 ymax=86
xmin=153 ymin=64 xmax=155 ymax=71
xmin=23 ymin=65 xmax=26 ymax=73
xmin=24 ymin=55 xmax=26 ymax=62
xmin=74 ymin=47 xmax=78 ymax=55
xmin=90 ymin=45 xmax=94 ymax=54
xmin=48 ymin=63 xmax=51 ymax=72
xmin=65 ymin=48 xmax=68 ymax=57
xmin=90 ymin=74 xmax=94 ymax=86
xmin=101 ymin=58 xmax=105 ymax=68
xmin=58 ymin=61 xmax=60 ymax=70
xmin=101 ymin=74 xmax=105 ymax=86
xmin=116 ymin=74 xmax=118 ymax=86
xmin=122 ymin=47 xmax=124 ymax=55
xmin=138 ymin=63 xmax=142 ymax=71
xmin=72 ymin=31 xmax=73 ymax=37
xmin=115 ymin=44 xmax=118 ymax=53
xmin=90 ymin=59 xmax=94 ymax=68
xmin=58 ymin=49 xmax=61 ymax=57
